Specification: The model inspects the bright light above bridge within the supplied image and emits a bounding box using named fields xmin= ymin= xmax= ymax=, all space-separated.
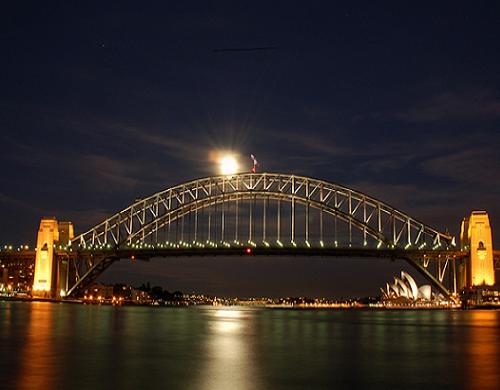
xmin=219 ymin=155 xmax=239 ymax=175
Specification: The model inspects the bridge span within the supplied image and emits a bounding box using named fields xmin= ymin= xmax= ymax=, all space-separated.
xmin=15 ymin=172 xmax=496 ymax=300
xmin=2 ymin=247 xmax=499 ymax=296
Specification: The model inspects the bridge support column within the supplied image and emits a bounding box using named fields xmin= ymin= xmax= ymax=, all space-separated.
xmin=461 ymin=211 xmax=495 ymax=287
xmin=32 ymin=218 xmax=73 ymax=299
xmin=56 ymin=221 xmax=74 ymax=297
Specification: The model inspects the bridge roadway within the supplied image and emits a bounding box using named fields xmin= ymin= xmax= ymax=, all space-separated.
xmin=71 ymin=247 xmax=470 ymax=261
xmin=1 ymin=248 xmax=500 ymax=267
xmin=2 ymin=248 xmax=499 ymax=299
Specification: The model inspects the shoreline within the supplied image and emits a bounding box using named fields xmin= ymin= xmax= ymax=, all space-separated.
xmin=2 ymin=296 xmax=494 ymax=310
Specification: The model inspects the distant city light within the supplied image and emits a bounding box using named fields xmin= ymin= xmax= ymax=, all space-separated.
xmin=219 ymin=155 xmax=239 ymax=175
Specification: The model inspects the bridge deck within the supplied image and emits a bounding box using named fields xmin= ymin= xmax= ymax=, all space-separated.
xmin=70 ymin=247 xmax=471 ymax=262
xmin=2 ymin=249 xmax=500 ymax=267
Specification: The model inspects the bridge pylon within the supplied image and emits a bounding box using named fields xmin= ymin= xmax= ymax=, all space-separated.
xmin=460 ymin=211 xmax=495 ymax=287
xmin=32 ymin=217 xmax=73 ymax=298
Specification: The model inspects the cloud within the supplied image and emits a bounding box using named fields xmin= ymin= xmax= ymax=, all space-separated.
xmin=81 ymin=154 xmax=141 ymax=189
xmin=59 ymin=117 xmax=235 ymax=177
xmin=267 ymin=129 xmax=368 ymax=158
xmin=111 ymin=124 xmax=208 ymax=161
xmin=0 ymin=190 xmax=110 ymax=231
xmin=0 ymin=192 xmax=43 ymax=213
xmin=395 ymin=88 xmax=500 ymax=123
xmin=349 ymin=180 xmax=455 ymax=210
xmin=421 ymin=148 xmax=500 ymax=192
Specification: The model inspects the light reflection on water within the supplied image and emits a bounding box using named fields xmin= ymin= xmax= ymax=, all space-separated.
xmin=17 ymin=303 xmax=57 ymax=390
xmin=464 ymin=311 xmax=500 ymax=390
xmin=195 ymin=308 xmax=261 ymax=390
xmin=0 ymin=303 xmax=499 ymax=390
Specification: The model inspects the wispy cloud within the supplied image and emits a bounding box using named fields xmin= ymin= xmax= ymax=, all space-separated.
xmin=421 ymin=147 xmax=500 ymax=192
xmin=267 ymin=129 xmax=370 ymax=158
xmin=114 ymin=124 xmax=213 ymax=164
xmin=395 ymin=88 xmax=500 ymax=123
xmin=80 ymin=154 xmax=141 ymax=190
xmin=0 ymin=191 xmax=110 ymax=230
xmin=0 ymin=193 xmax=43 ymax=213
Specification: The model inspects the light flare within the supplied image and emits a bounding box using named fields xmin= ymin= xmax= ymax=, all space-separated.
xmin=218 ymin=155 xmax=239 ymax=175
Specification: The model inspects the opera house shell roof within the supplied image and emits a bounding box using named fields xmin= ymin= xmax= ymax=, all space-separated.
xmin=380 ymin=271 xmax=442 ymax=301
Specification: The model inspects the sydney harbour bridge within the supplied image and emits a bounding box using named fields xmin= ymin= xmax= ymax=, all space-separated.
xmin=2 ymin=172 xmax=498 ymax=301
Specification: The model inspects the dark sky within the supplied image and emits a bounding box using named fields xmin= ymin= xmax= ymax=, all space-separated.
xmin=1 ymin=2 xmax=500 ymax=297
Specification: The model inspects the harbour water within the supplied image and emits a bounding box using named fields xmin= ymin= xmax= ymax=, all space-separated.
xmin=1 ymin=302 xmax=499 ymax=389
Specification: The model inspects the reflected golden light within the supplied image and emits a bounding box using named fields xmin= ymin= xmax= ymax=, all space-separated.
xmin=214 ymin=308 xmax=242 ymax=319
xmin=215 ymin=320 xmax=240 ymax=334
xmin=464 ymin=311 xmax=500 ymax=390
xmin=18 ymin=303 xmax=57 ymax=390
xmin=194 ymin=308 xmax=261 ymax=390
xmin=213 ymin=308 xmax=243 ymax=333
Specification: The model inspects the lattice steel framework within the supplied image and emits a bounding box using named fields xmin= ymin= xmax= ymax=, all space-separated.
xmin=72 ymin=173 xmax=454 ymax=249
xmin=67 ymin=173 xmax=457 ymax=297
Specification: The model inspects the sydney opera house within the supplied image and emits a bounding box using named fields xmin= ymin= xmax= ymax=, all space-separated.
xmin=380 ymin=271 xmax=446 ymax=304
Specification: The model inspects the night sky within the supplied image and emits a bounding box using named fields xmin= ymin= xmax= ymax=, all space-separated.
xmin=1 ymin=2 xmax=500 ymax=297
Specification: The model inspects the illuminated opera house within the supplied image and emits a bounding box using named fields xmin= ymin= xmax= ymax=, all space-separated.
xmin=380 ymin=271 xmax=446 ymax=304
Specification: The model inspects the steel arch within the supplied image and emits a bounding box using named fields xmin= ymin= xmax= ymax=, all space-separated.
xmin=128 ymin=193 xmax=388 ymax=245
xmin=72 ymin=173 xmax=454 ymax=248
xmin=72 ymin=172 xmax=454 ymax=249
xmin=65 ymin=173 xmax=458 ymax=298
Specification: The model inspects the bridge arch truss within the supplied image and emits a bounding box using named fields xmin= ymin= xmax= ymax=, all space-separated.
xmin=67 ymin=173 xmax=457 ymax=298
xmin=73 ymin=173 xmax=454 ymax=250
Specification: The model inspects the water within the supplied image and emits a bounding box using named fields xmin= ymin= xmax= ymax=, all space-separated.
xmin=1 ymin=302 xmax=499 ymax=390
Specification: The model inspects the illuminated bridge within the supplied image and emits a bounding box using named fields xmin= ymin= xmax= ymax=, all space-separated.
xmin=4 ymin=172 xmax=496 ymax=300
